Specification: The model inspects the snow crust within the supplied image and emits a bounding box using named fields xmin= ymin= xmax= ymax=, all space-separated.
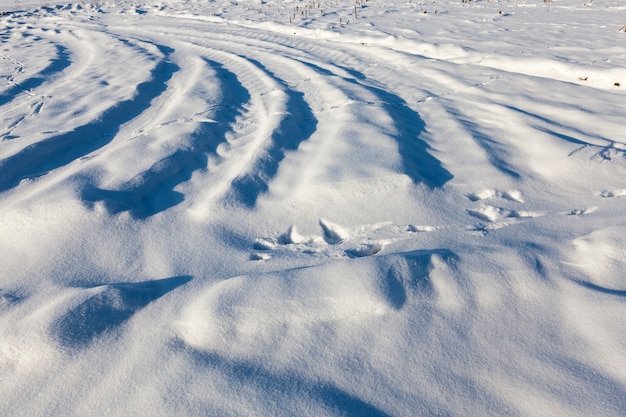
xmin=1 ymin=0 xmax=625 ymax=415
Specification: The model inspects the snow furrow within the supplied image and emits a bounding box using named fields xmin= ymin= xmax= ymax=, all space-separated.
xmin=1 ymin=2 xmax=625 ymax=417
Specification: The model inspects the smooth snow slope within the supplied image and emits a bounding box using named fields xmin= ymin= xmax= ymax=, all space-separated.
xmin=1 ymin=0 xmax=625 ymax=416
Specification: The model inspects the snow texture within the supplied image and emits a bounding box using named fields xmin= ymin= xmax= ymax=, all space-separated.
xmin=1 ymin=0 xmax=625 ymax=416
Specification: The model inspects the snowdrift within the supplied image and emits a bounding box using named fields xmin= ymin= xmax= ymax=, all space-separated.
xmin=1 ymin=0 xmax=625 ymax=415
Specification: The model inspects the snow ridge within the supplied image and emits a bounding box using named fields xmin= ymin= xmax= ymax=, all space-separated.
xmin=1 ymin=1 xmax=625 ymax=416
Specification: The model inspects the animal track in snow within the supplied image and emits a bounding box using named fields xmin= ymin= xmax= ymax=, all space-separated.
xmin=464 ymin=188 xmax=545 ymax=231
xmin=253 ymin=186 xmax=576 ymax=258
xmin=465 ymin=188 xmax=524 ymax=203
xmin=566 ymin=207 xmax=598 ymax=216
xmin=464 ymin=187 xmax=599 ymax=232
xmin=250 ymin=220 xmax=398 ymax=261
xmin=252 ymin=220 xmax=447 ymax=262
xmin=466 ymin=204 xmax=501 ymax=223
xmin=406 ymin=224 xmax=436 ymax=233
xmin=253 ymin=186 xmax=607 ymax=260
xmin=465 ymin=206 xmax=548 ymax=235
xmin=600 ymin=189 xmax=626 ymax=198
xmin=466 ymin=204 xmax=546 ymax=223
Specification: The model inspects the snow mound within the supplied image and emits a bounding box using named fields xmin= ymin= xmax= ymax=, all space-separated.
xmin=179 ymin=250 xmax=451 ymax=357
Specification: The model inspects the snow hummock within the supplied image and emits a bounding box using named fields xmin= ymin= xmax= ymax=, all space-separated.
xmin=1 ymin=0 xmax=625 ymax=416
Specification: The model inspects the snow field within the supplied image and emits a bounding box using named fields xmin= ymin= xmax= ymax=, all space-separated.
xmin=1 ymin=0 xmax=625 ymax=416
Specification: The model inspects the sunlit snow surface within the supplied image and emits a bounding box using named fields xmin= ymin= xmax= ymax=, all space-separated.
xmin=1 ymin=0 xmax=625 ymax=415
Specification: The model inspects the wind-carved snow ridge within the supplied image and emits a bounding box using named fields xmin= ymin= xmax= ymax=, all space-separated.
xmin=82 ymin=57 xmax=249 ymax=218
xmin=179 ymin=249 xmax=453 ymax=353
xmin=0 ymin=39 xmax=177 ymax=194
xmin=2 ymin=1 xmax=626 ymax=416
xmin=53 ymin=276 xmax=191 ymax=349
xmin=293 ymin=59 xmax=453 ymax=188
xmin=225 ymin=57 xmax=318 ymax=208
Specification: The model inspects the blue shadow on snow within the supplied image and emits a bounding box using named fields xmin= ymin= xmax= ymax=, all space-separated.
xmin=0 ymin=44 xmax=72 ymax=108
xmin=185 ymin=349 xmax=393 ymax=417
xmin=53 ymin=275 xmax=192 ymax=349
xmin=226 ymin=58 xmax=318 ymax=208
xmin=0 ymin=46 xmax=178 ymax=194
xmin=302 ymin=60 xmax=452 ymax=188
xmin=82 ymin=58 xmax=250 ymax=218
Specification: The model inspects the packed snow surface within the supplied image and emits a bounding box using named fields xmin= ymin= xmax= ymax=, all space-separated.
xmin=1 ymin=0 xmax=625 ymax=415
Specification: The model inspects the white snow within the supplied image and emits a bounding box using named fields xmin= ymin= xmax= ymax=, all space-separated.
xmin=1 ymin=0 xmax=625 ymax=416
